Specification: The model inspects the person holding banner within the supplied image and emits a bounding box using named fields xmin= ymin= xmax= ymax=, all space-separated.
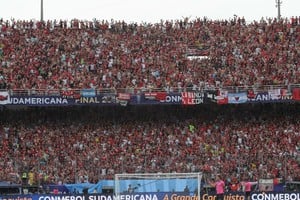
xmin=209 ymin=174 xmax=225 ymax=200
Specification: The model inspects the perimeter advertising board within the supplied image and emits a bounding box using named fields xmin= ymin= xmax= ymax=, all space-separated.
xmin=1 ymin=192 xmax=299 ymax=200
xmin=0 ymin=89 xmax=298 ymax=106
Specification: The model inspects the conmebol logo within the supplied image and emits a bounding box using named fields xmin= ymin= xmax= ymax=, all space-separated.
xmin=251 ymin=193 xmax=300 ymax=200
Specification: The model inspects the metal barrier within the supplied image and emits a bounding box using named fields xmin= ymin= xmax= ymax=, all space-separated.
xmin=0 ymin=84 xmax=299 ymax=97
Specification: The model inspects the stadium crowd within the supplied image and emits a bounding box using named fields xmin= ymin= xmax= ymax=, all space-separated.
xmin=0 ymin=104 xmax=299 ymax=186
xmin=0 ymin=16 xmax=299 ymax=92
xmin=0 ymin=16 xmax=299 ymax=189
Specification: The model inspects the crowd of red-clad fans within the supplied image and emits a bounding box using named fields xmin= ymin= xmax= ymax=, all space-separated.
xmin=0 ymin=16 xmax=300 ymax=189
xmin=0 ymin=16 xmax=299 ymax=92
xmin=0 ymin=104 xmax=299 ymax=186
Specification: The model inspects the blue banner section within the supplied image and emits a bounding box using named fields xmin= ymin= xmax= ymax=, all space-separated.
xmin=115 ymin=179 xmax=198 ymax=193
xmin=65 ymin=182 xmax=114 ymax=194
xmin=64 ymin=179 xmax=197 ymax=194
xmin=228 ymin=92 xmax=248 ymax=104
xmin=80 ymin=89 xmax=96 ymax=97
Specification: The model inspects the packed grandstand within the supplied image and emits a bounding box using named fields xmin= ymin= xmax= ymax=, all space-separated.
xmin=0 ymin=16 xmax=299 ymax=91
xmin=0 ymin=16 xmax=299 ymax=193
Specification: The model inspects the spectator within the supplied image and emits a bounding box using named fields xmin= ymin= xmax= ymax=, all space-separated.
xmin=183 ymin=185 xmax=190 ymax=193
xmin=208 ymin=175 xmax=225 ymax=200
xmin=241 ymin=179 xmax=255 ymax=200
xmin=127 ymin=184 xmax=134 ymax=193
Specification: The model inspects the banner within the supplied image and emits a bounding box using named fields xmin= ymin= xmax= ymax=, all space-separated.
xmin=117 ymin=93 xmax=131 ymax=100
xmin=258 ymin=179 xmax=274 ymax=192
xmin=215 ymin=90 xmax=228 ymax=104
xmin=8 ymin=96 xmax=71 ymax=106
xmin=2 ymin=95 xmax=118 ymax=106
xmin=101 ymin=94 xmax=117 ymax=104
xmin=292 ymin=88 xmax=300 ymax=100
xmin=205 ymin=90 xmax=218 ymax=104
xmin=268 ymin=89 xmax=281 ymax=100
xmin=137 ymin=92 xmax=182 ymax=105
xmin=80 ymin=89 xmax=96 ymax=97
xmin=228 ymin=92 xmax=248 ymax=104
xmin=181 ymin=92 xmax=204 ymax=105
xmin=0 ymin=91 xmax=10 ymax=105
xmin=75 ymin=94 xmax=117 ymax=105
xmin=144 ymin=92 xmax=167 ymax=101
xmin=251 ymin=192 xmax=300 ymax=200
xmin=247 ymin=89 xmax=256 ymax=99
xmin=0 ymin=89 xmax=297 ymax=107
xmin=116 ymin=93 xmax=131 ymax=106
xmin=61 ymin=90 xmax=80 ymax=99
xmin=247 ymin=91 xmax=293 ymax=103
xmin=1 ymin=192 xmax=299 ymax=200
xmin=75 ymin=96 xmax=102 ymax=104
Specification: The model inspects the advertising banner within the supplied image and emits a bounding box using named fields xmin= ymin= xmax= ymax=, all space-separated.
xmin=247 ymin=91 xmax=293 ymax=103
xmin=131 ymin=92 xmax=208 ymax=105
xmin=133 ymin=92 xmax=182 ymax=105
xmin=0 ymin=94 xmax=118 ymax=106
xmin=251 ymin=192 xmax=300 ymax=200
xmin=75 ymin=96 xmax=102 ymax=104
xmin=4 ymin=96 xmax=72 ymax=106
xmin=75 ymin=94 xmax=117 ymax=105
xmin=205 ymin=90 xmax=218 ymax=104
xmin=258 ymin=179 xmax=274 ymax=192
xmin=0 ymin=89 xmax=297 ymax=107
xmin=1 ymin=192 xmax=299 ymax=200
xmin=116 ymin=93 xmax=131 ymax=106
xmin=144 ymin=92 xmax=168 ymax=102
xmin=181 ymin=92 xmax=205 ymax=105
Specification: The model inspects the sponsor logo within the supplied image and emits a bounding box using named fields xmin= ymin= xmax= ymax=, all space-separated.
xmin=251 ymin=193 xmax=300 ymax=200
xmin=10 ymin=97 xmax=69 ymax=105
